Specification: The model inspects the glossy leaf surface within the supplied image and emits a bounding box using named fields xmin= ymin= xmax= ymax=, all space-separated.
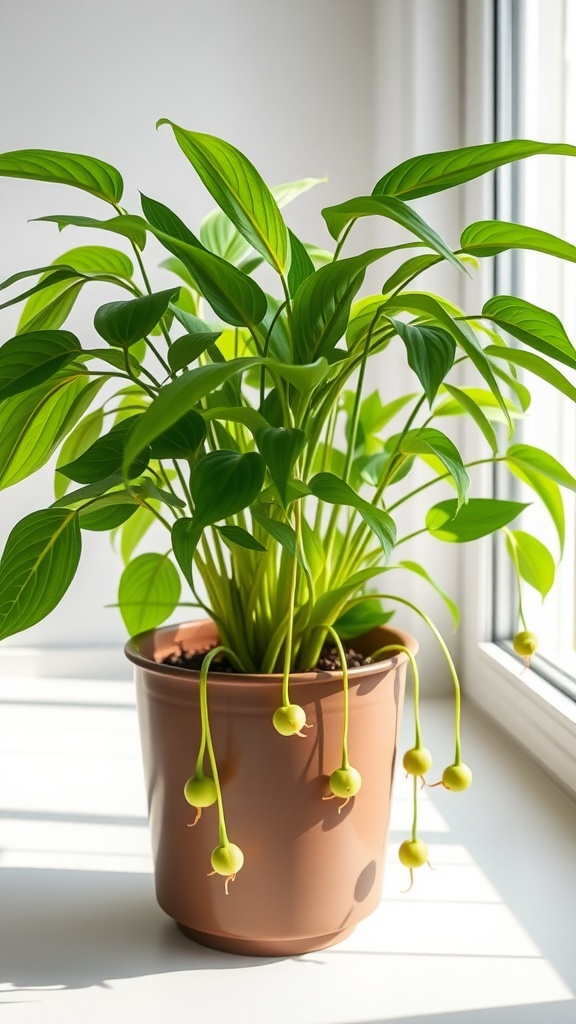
xmin=0 ymin=330 xmax=81 ymax=399
xmin=426 ymin=498 xmax=528 ymax=541
xmin=0 ymin=148 xmax=123 ymax=203
xmin=118 ymin=552 xmax=181 ymax=635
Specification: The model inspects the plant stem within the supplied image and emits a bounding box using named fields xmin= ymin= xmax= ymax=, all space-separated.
xmin=323 ymin=625 xmax=351 ymax=769
xmin=281 ymin=504 xmax=301 ymax=706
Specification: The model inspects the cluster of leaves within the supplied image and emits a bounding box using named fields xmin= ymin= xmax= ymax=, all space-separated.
xmin=1 ymin=129 xmax=576 ymax=671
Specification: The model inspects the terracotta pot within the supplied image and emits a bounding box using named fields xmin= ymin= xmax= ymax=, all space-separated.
xmin=125 ymin=618 xmax=417 ymax=956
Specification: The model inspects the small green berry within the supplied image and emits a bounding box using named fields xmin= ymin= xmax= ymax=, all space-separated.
xmin=329 ymin=766 xmax=362 ymax=799
xmin=184 ymin=774 xmax=217 ymax=808
xmin=442 ymin=762 xmax=473 ymax=791
xmin=272 ymin=703 xmax=308 ymax=736
xmin=513 ymin=630 xmax=538 ymax=662
xmin=209 ymin=842 xmax=244 ymax=894
xmin=403 ymin=746 xmax=433 ymax=777
xmin=398 ymin=838 xmax=428 ymax=869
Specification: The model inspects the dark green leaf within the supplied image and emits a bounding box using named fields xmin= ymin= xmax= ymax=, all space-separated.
xmin=167 ymin=331 xmax=223 ymax=373
xmin=140 ymin=192 xmax=203 ymax=249
xmin=505 ymin=529 xmax=555 ymax=599
xmin=334 ymin=600 xmax=393 ymax=640
xmin=159 ymin=121 xmax=289 ymax=274
xmin=118 ymin=552 xmax=181 ymax=635
xmin=216 ymin=524 xmax=267 ymax=552
xmin=373 ymin=140 xmax=576 ymax=200
xmin=191 ymin=450 xmax=265 ymax=530
xmin=482 ymin=295 xmax=576 ymax=369
xmin=79 ymin=498 xmax=138 ymax=531
xmin=59 ymin=415 xmax=149 ymax=483
xmin=0 ymin=147 xmax=123 ymax=203
xmin=390 ymin=318 xmax=455 ymax=405
xmin=149 ymin=409 xmax=206 ymax=460
xmin=461 ymin=221 xmax=576 ymax=262
xmin=426 ymin=497 xmax=528 ymax=541
xmin=400 ymin=428 xmax=470 ymax=509
xmin=0 ymin=266 xmax=82 ymax=311
xmin=0 ymin=508 xmax=81 ymax=641
xmin=322 ymin=195 xmax=463 ymax=273
xmin=256 ymin=427 xmax=306 ymax=507
xmin=34 ymin=214 xmax=146 ymax=249
xmin=287 ymin=230 xmax=315 ymax=296
xmin=171 ymin=517 xmax=199 ymax=586
xmin=94 ymin=288 xmax=179 ymax=349
xmin=0 ymin=330 xmax=81 ymax=399
xmin=252 ymin=512 xmax=303 ymax=565
xmin=308 ymin=472 xmax=396 ymax=560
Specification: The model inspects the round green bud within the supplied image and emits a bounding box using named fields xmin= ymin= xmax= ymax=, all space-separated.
xmin=272 ymin=704 xmax=307 ymax=736
xmin=513 ymin=630 xmax=538 ymax=659
xmin=210 ymin=843 xmax=244 ymax=877
xmin=398 ymin=838 xmax=428 ymax=869
xmin=184 ymin=774 xmax=217 ymax=808
xmin=442 ymin=762 xmax=473 ymax=791
xmin=329 ymin=766 xmax=362 ymax=799
xmin=403 ymin=746 xmax=433 ymax=776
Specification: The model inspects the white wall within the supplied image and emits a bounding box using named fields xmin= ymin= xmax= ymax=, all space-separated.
xmin=0 ymin=0 xmax=479 ymax=686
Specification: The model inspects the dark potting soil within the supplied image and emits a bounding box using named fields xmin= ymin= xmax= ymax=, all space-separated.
xmin=161 ymin=643 xmax=370 ymax=674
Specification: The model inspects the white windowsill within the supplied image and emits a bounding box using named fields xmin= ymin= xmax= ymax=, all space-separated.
xmin=1 ymin=673 xmax=576 ymax=1023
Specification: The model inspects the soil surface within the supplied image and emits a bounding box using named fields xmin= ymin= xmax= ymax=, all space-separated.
xmin=161 ymin=642 xmax=371 ymax=674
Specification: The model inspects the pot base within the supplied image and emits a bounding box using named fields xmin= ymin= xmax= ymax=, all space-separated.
xmin=177 ymin=922 xmax=356 ymax=957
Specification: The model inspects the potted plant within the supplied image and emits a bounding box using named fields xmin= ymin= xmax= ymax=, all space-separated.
xmin=1 ymin=126 xmax=575 ymax=955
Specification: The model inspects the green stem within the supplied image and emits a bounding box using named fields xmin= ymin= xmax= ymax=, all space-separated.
xmin=387 ymin=457 xmax=506 ymax=514
xmin=198 ymin=645 xmax=244 ymax=847
xmin=332 ymin=220 xmax=356 ymax=261
xmin=323 ymin=625 xmax=351 ymax=769
xmin=502 ymin=527 xmax=527 ymax=630
xmin=369 ymin=644 xmax=422 ymax=748
xmin=281 ymin=504 xmax=301 ymax=706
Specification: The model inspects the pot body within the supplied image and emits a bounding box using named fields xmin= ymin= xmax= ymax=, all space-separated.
xmin=125 ymin=619 xmax=417 ymax=956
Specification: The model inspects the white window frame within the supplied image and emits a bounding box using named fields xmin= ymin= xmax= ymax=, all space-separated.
xmin=459 ymin=0 xmax=576 ymax=796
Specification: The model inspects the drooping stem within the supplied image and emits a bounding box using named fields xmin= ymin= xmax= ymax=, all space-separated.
xmin=198 ymin=645 xmax=244 ymax=848
xmin=502 ymin=527 xmax=527 ymax=630
xmin=370 ymin=644 xmax=422 ymax=748
xmin=323 ymin=625 xmax=351 ymax=770
xmin=281 ymin=504 xmax=301 ymax=707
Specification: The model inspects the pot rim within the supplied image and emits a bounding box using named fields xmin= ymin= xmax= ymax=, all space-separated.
xmin=124 ymin=618 xmax=419 ymax=684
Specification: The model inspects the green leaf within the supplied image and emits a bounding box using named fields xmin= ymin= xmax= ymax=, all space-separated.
xmin=216 ymin=524 xmax=267 ymax=552
xmin=484 ymin=345 xmax=576 ymax=402
xmin=383 ymin=254 xmax=443 ymax=295
xmin=140 ymin=192 xmax=203 ymax=249
xmin=94 ymin=288 xmax=178 ymax=349
xmin=437 ymin=384 xmax=498 ymax=453
xmin=506 ymin=462 xmax=565 ymax=552
xmin=307 ymin=568 xmax=387 ymax=629
xmin=505 ymin=529 xmax=555 ymax=599
xmin=334 ymin=600 xmax=393 ymax=640
xmin=308 ymin=472 xmax=396 ymax=560
xmin=256 ymin=427 xmax=306 ymax=508
xmin=0 ymin=508 xmax=81 ymax=641
xmin=482 ymin=295 xmax=576 ymax=370
xmin=292 ymin=249 xmax=392 ymax=363
xmin=322 ymin=195 xmax=463 ymax=273
xmin=0 ymin=148 xmax=123 ymax=203
xmin=506 ymin=444 xmax=576 ymax=491
xmin=373 ymin=140 xmax=576 ymax=200
xmin=0 ymin=330 xmax=81 ymax=399
xmin=167 ymin=331 xmax=223 ymax=372
xmin=0 ymin=265 xmax=82 ymax=311
xmin=50 ymin=244 xmax=134 ymax=279
xmin=400 ymin=428 xmax=470 ymax=509
xmin=191 ymin=450 xmax=266 ymax=530
xmin=149 ymin=409 xmax=206 ymax=460
xmin=287 ymin=229 xmax=315 ymax=296
xmin=426 ymin=498 xmax=528 ymax=541
xmin=54 ymin=409 xmax=104 ymax=499
xmin=59 ymin=415 xmax=149 ymax=483
xmin=389 ymin=318 xmax=455 ymax=405
xmin=79 ymin=497 xmax=138 ymax=532
xmin=118 ymin=552 xmax=181 ymax=635
xmin=0 ymin=370 xmax=106 ymax=490
xmin=18 ymin=281 xmax=84 ymax=333
xmin=159 ymin=121 xmax=289 ymax=274
xmin=34 ymin=214 xmax=147 ymax=249
xmin=461 ymin=221 xmax=576 ymax=262
xmin=395 ymin=559 xmax=460 ymax=627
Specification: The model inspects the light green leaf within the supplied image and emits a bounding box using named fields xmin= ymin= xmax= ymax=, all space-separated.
xmin=482 ymin=295 xmax=576 ymax=369
xmin=484 ymin=345 xmax=576 ymax=402
xmin=461 ymin=221 xmax=576 ymax=263
xmin=383 ymin=254 xmax=442 ymax=295
xmin=395 ymin=559 xmax=460 ymax=626
xmin=426 ymin=497 xmax=528 ymax=541
xmin=33 ymin=213 xmax=147 ymax=249
xmin=287 ymin=229 xmax=315 ymax=296
xmin=307 ymin=567 xmax=387 ymax=629
xmin=18 ymin=281 xmax=84 ymax=333
xmin=437 ymin=384 xmax=498 ymax=453
xmin=506 ymin=444 xmax=576 ymax=491
xmin=119 ymin=504 xmax=158 ymax=564
xmin=400 ymin=428 xmax=470 ymax=509
xmin=159 ymin=121 xmax=289 ymax=275
xmin=54 ymin=409 xmax=104 ymax=498
xmin=118 ymin=552 xmax=181 ymax=635
xmin=505 ymin=529 xmax=555 ymax=599
xmin=0 ymin=148 xmax=123 ymax=203
xmin=373 ymin=140 xmax=576 ymax=200
xmin=0 ymin=508 xmax=81 ymax=641
xmin=506 ymin=462 xmax=565 ymax=552
xmin=0 ymin=330 xmax=81 ymax=399
xmin=334 ymin=600 xmax=393 ymax=640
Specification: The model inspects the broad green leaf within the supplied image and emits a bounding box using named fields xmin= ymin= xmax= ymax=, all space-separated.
xmin=200 ymin=404 xmax=268 ymax=437
xmin=506 ymin=462 xmax=565 ymax=551
xmin=0 ymin=508 xmax=81 ymax=641
xmin=307 ymin=567 xmax=387 ymax=629
xmin=506 ymin=444 xmax=576 ymax=491
xmin=118 ymin=552 xmax=181 ymax=635
xmin=54 ymin=409 xmax=104 ymax=498
xmin=505 ymin=529 xmax=555 ymax=599
xmin=167 ymin=331 xmax=223 ymax=372
xmin=292 ymin=249 xmax=392 ymax=363
xmin=437 ymin=384 xmax=498 ymax=453
xmin=426 ymin=497 xmax=528 ymax=541
xmin=59 ymin=415 xmax=149 ymax=483
xmin=0 ymin=330 xmax=81 ymax=399
xmin=34 ymin=213 xmax=147 ymax=249
xmin=94 ymin=288 xmax=179 ymax=348
xmin=308 ymin=472 xmax=396 ymax=560
xmin=0 ymin=266 xmax=81 ymax=311
xmin=460 ymin=221 xmax=576 ymax=262
xmin=149 ymin=409 xmax=206 ymax=460
xmin=482 ymin=295 xmax=576 ymax=369
xmin=390 ymin=318 xmax=455 ymax=405
xmin=251 ymin=511 xmax=300 ymax=561
xmin=140 ymin=192 xmax=203 ymax=250
xmin=79 ymin=497 xmax=138 ymax=532
xmin=51 ymin=471 xmax=125 ymax=508
xmin=0 ymin=370 xmax=106 ymax=490
xmin=119 ymin=503 xmax=158 ymax=564
xmin=287 ymin=229 xmax=315 ymax=296
xmin=322 ymin=195 xmax=463 ymax=273
xmin=256 ymin=427 xmax=306 ymax=507
xmin=383 ymin=254 xmax=442 ymax=295
xmin=484 ymin=345 xmax=576 ymax=402
xmin=0 ymin=148 xmax=123 ymax=203
xmin=300 ymin=516 xmax=326 ymax=582
xmin=395 ymin=559 xmax=460 ymax=627
xmin=373 ymin=140 xmax=576 ymax=200
xmin=216 ymin=524 xmax=267 ymax=552
xmin=171 ymin=517 xmax=198 ymax=586
xmin=191 ymin=451 xmax=266 ymax=530
xmin=434 ymin=385 xmax=522 ymax=422
xmin=400 ymin=428 xmax=470 ymax=509
xmin=18 ymin=281 xmax=84 ymax=333
xmin=334 ymin=600 xmax=393 ymax=640
xmin=50 ymin=244 xmax=134 ymax=279
xmin=159 ymin=121 xmax=289 ymax=274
